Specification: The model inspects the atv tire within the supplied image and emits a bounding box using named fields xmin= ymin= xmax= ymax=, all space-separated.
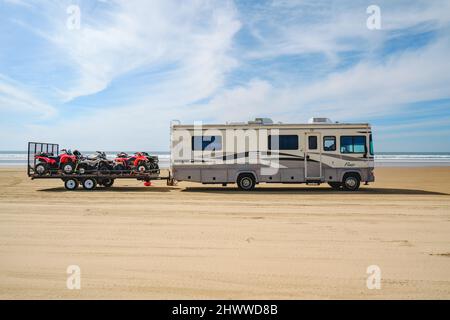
xmin=101 ymin=178 xmax=114 ymax=188
xmin=114 ymin=164 xmax=126 ymax=173
xmin=35 ymin=163 xmax=48 ymax=176
xmin=136 ymin=162 xmax=148 ymax=173
xmin=98 ymin=163 xmax=110 ymax=174
xmin=62 ymin=162 xmax=75 ymax=174
xmin=77 ymin=164 xmax=89 ymax=174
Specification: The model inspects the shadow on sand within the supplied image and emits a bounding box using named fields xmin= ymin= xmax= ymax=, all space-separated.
xmin=36 ymin=186 xmax=448 ymax=196
xmin=181 ymin=187 xmax=449 ymax=196
xmin=37 ymin=186 xmax=175 ymax=193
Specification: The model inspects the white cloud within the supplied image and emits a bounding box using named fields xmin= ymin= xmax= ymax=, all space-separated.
xmin=1 ymin=0 xmax=450 ymax=150
xmin=35 ymin=34 xmax=449 ymax=150
xmin=42 ymin=0 xmax=241 ymax=102
xmin=241 ymin=0 xmax=450 ymax=62
xmin=2 ymin=0 xmax=33 ymax=8
xmin=189 ymin=39 xmax=450 ymax=123
xmin=0 ymin=75 xmax=56 ymax=119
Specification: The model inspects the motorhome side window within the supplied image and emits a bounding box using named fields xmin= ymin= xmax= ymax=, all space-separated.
xmin=192 ymin=136 xmax=222 ymax=151
xmin=268 ymin=135 xmax=298 ymax=150
xmin=340 ymin=136 xmax=366 ymax=153
xmin=308 ymin=136 xmax=318 ymax=150
xmin=323 ymin=136 xmax=336 ymax=151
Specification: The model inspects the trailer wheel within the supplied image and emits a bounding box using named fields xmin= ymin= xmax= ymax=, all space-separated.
xmin=82 ymin=178 xmax=97 ymax=190
xmin=342 ymin=174 xmax=360 ymax=191
xmin=64 ymin=178 xmax=79 ymax=190
xmin=328 ymin=182 xmax=342 ymax=190
xmin=237 ymin=173 xmax=256 ymax=191
xmin=101 ymin=178 xmax=114 ymax=188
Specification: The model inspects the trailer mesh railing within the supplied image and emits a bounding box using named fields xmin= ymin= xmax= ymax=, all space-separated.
xmin=27 ymin=142 xmax=59 ymax=177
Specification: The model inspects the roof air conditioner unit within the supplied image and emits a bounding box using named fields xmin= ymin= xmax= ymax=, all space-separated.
xmin=248 ymin=118 xmax=273 ymax=125
xmin=308 ymin=117 xmax=333 ymax=124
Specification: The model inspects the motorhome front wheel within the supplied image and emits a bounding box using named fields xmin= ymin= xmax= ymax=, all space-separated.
xmin=343 ymin=174 xmax=360 ymax=191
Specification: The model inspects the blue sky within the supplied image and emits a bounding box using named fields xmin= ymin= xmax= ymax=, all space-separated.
xmin=0 ymin=0 xmax=450 ymax=151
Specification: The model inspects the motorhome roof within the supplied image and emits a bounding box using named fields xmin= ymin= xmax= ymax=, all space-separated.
xmin=172 ymin=122 xmax=371 ymax=129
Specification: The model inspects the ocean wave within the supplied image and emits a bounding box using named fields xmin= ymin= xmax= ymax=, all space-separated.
xmin=1 ymin=153 xmax=449 ymax=165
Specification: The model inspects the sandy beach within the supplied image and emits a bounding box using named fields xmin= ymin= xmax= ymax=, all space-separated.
xmin=0 ymin=167 xmax=449 ymax=299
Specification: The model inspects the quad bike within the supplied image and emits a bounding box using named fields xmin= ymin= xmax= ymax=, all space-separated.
xmin=114 ymin=152 xmax=159 ymax=173
xmin=34 ymin=149 xmax=79 ymax=175
xmin=76 ymin=151 xmax=114 ymax=174
xmin=141 ymin=152 xmax=160 ymax=172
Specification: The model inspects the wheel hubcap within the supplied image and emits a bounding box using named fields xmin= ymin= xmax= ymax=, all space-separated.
xmin=36 ymin=165 xmax=44 ymax=173
xmin=64 ymin=165 xmax=72 ymax=173
xmin=67 ymin=180 xmax=76 ymax=189
xmin=85 ymin=180 xmax=94 ymax=188
xmin=346 ymin=178 xmax=356 ymax=188
xmin=242 ymin=178 xmax=251 ymax=188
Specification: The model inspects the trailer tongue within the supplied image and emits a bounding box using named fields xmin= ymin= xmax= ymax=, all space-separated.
xmin=27 ymin=142 xmax=173 ymax=190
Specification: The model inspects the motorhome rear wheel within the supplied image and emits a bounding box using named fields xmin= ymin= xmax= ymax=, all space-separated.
xmin=237 ymin=174 xmax=256 ymax=191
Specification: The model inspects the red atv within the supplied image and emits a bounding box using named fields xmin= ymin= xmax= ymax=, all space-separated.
xmin=114 ymin=152 xmax=155 ymax=173
xmin=34 ymin=149 xmax=80 ymax=175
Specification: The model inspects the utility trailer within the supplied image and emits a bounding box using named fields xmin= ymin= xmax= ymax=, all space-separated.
xmin=27 ymin=142 xmax=173 ymax=190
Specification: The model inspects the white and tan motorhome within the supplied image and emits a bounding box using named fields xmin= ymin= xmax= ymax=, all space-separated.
xmin=170 ymin=118 xmax=375 ymax=191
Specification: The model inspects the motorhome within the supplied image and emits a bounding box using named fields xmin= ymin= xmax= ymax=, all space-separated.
xmin=170 ymin=118 xmax=375 ymax=191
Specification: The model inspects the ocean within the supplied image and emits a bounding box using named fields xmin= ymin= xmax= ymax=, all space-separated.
xmin=1 ymin=151 xmax=450 ymax=168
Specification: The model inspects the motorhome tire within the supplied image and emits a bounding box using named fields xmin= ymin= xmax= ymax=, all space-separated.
xmin=237 ymin=174 xmax=256 ymax=191
xmin=342 ymin=174 xmax=360 ymax=191
xmin=328 ymin=182 xmax=342 ymax=190
xmin=82 ymin=178 xmax=97 ymax=190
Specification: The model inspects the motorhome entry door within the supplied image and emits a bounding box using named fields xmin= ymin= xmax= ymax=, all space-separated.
xmin=304 ymin=132 xmax=323 ymax=180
